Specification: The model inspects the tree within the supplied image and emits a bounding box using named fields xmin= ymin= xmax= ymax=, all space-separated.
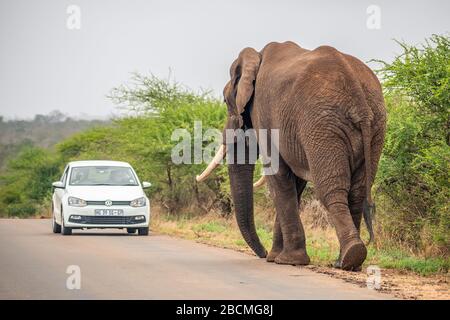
xmin=59 ymin=74 xmax=229 ymax=214
xmin=375 ymin=34 xmax=449 ymax=145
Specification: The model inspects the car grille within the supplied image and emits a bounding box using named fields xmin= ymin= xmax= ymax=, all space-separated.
xmin=86 ymin=200 xmax=131 ymax=206
xmin=69 ymin=216 xmax=145 ymax=225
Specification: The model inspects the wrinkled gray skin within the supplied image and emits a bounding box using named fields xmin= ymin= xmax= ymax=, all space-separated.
xmin=223 ymin=41 xmax=386 ymax=271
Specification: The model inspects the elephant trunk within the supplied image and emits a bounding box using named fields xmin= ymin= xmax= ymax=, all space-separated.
xmin=228 ymin=162 xmax=267 ymax=258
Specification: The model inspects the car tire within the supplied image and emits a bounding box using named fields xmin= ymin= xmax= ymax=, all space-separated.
xmin=127 ymin=228 xmax=136 ymax=234
xmin=52 ymin=205 xmax=61 ymax=234
xmin=138 ymin=227 xmax=149 ymax=236
xmin=61 ymin=209 xmax=72 ymax=235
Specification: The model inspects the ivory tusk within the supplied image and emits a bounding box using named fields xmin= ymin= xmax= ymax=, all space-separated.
xmin=195 ymin=144 xmax=227 ymax=182
xmin=253 ymin=175 xmax=266 ymax=188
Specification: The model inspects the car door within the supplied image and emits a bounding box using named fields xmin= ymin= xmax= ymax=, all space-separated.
xmin=53 ymin=165 xmax=69 ymax=222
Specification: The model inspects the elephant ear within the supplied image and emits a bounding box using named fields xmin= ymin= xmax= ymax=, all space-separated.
xmin=227 ymin=47 xmax=261 ymax=115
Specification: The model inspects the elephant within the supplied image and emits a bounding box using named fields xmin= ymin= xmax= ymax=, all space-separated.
xmin=197 ymin=41 xmax=386 ymax=271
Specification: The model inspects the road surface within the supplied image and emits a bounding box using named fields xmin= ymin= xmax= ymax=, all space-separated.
xmin=0 ymin=219 xmax=392 ymax=299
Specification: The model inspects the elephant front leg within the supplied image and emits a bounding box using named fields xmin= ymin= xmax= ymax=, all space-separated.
xmin=267 ymin=215 xmax=283 ymax=262
xmin=268 ymin=177 xmax=308 ymax=263
xmin=267 ymin=173 xmax=310 ymax=266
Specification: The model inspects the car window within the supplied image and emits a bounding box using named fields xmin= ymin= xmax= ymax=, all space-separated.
xmin=69 ymin=166 xmax=139 ymax=186
xmin=61 ymin=166 xmax=69 ymax=185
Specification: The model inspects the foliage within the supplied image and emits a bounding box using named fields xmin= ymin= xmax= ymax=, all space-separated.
xmin=374 ymin=34 xmax=449 ymax=143
xmin=0 ymin=146 xmax=62 ymax=217
xmin=374 ymin=34 xmax=449 ymax=254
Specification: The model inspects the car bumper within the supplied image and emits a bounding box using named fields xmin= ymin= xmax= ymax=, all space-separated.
xmin=63 ymin=205 xmax=150 ymax=228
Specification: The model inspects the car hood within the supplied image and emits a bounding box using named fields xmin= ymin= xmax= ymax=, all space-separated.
xmin=67 ymin=186 xmax=145 ymax=201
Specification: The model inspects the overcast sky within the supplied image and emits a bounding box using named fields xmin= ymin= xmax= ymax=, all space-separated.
xmin=0 ymin=0 xmax=448 ymax=119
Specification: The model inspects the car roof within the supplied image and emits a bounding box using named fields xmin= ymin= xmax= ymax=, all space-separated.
xmin=68 ymin=160 xmax=132 ymax=168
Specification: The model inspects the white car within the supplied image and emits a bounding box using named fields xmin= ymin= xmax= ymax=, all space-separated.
xmin=51 ymin=160 xmax=151 ymax=235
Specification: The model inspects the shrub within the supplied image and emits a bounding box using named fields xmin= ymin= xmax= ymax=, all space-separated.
xmin=374 ymin=34 xmax=449 ymax=255
xmin=0 ymin=146 xmax=62 ymax=217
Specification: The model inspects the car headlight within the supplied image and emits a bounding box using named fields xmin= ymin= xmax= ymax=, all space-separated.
xmin=130 ymin=197 xmax=146 ymax=207
xmin=68 ymin=197 xmax=87 ymax=207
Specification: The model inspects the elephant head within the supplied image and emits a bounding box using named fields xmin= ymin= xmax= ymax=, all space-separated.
xmin=196 ymin=48 xmax=267 ymax=258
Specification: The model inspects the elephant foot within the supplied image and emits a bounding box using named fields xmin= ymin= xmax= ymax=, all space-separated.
xmin=266 ymin=249 xmax=282 ymax=263
xmin=274 ymin=249 xmax=310 ymax=266
xmin=333 ymin=258 xmax=362 ymax=272
xmin=338 ymin=240 xmax=366 ymax=271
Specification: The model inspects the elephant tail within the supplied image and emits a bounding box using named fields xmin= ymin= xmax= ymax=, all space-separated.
xmin=361 ymin=119 xmax=375 ymax=244
xmin=363 ymin=198 xmax=375 ymax=244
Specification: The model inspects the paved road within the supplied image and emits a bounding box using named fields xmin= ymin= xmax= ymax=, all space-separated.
xmin=0 ymin=219 xmax=392 ymax=299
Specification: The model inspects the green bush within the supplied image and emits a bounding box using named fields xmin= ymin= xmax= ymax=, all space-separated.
xmin=0 ymin=146 xmax=62 ymax=217
xmin=6 ymin=202 xmax=37 ymax=217
xmin=374 ymin=34 xmax=449 ymax=255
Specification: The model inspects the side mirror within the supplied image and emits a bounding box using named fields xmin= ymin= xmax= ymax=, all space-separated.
xmin=52 ymin=181 xmax=65 ymax=189
xmin=142 ymin=181 xmax=152 ymax=189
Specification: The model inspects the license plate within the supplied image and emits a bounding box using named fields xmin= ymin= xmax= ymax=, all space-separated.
xmin=94 ymin=209 xmax=124 ymax=216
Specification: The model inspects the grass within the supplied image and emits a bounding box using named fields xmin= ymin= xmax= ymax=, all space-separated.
xmin=192 ymin=221 xmax=227 ymax=234
xmin=151 ymin=204 xmax=449 ymax=276
xmin=368 ymin=247 xmax=449 ymax=275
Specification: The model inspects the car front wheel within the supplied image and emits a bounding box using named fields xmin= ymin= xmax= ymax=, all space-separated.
xmin=61 ymin=209 xmax=72 ymax=235
xmin=138 ymin=227 xmax=149 ymax=236
xmin=127 ymin=228 xmax=136 ymax=234
xmin=52 ymin=205 xmax=61 ymax=234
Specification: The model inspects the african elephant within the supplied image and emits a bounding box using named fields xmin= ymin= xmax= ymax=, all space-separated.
xmin=197 ymin=41 xmax=386 ymax=271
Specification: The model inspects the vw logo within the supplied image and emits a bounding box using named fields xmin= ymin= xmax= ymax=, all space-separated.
xmin=105 ymin=200 xmax=113 ymax=207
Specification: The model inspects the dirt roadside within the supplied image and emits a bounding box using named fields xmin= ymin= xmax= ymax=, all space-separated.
xmin=193 ymin=239 xmax=449 ymax=300
xmin=305 ymin=265 xmax=449 ymax=300
xmin=151 ymin=215 xmax=449 ymax=300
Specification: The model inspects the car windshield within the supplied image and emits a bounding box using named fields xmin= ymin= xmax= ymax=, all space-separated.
xmin=69 ymin=166 xmax=139 ymax=186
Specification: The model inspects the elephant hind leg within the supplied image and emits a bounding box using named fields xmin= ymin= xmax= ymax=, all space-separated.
xmin=335 ymin=188 xmax=365 ymax=272
xmin=325 ymin=197 xmax=366 ymax=271
xmin=322 ymin=195 xmax=365 ymax=268
xmin=348 ymin=165 xmax=367 ymax=233
xmin=310 ymin=156 xmax=366 ymax=271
